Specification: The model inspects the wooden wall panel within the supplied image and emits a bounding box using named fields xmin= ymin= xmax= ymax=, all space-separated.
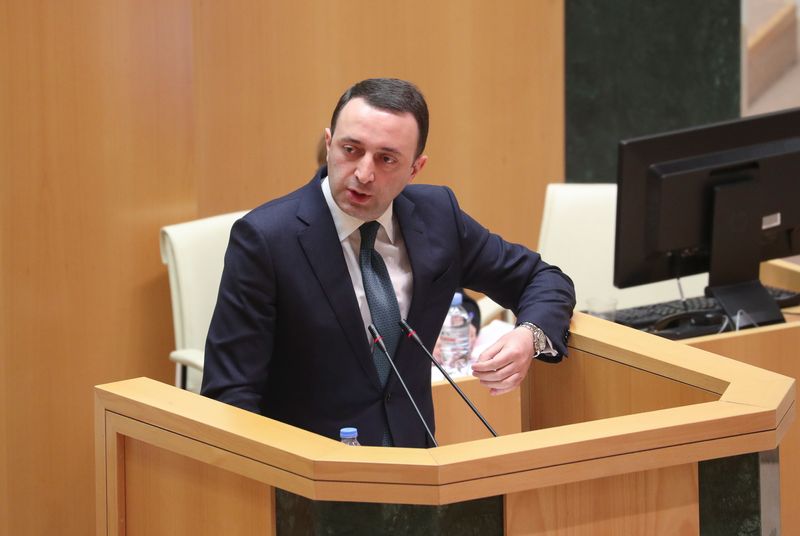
xmin=193 ymin=0 xmax=564 ymax=248
xmin=1 ymin=1 xmax=194 ymax=534
xmin=1 ymin=1 xmax=563 ymax=533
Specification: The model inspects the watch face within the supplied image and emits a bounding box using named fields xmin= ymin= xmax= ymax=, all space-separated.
xmin=534 ymin=328 xmax=546 ymax=352
xmin=519 ymin=322 xmax=546 ymax=356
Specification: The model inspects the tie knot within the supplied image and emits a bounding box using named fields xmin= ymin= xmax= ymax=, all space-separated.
xmin=359 ymin=221 xmax=380 ymax=250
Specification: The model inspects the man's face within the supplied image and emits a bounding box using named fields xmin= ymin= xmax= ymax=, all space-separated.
xmin=325 ymin=97 xmax=427 ymax=221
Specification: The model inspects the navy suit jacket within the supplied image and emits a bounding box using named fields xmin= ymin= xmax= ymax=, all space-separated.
xmin=201 ymin=167 xmax=575 ymax=447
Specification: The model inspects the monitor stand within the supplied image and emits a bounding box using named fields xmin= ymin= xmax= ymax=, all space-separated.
xmin=706 ymin=179 xmax=784 ymax=329
xmin=707 ymin=280 xmax=784 ymax=328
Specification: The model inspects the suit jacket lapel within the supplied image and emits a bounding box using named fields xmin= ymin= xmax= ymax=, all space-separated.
xmin=394 ymin=192 xmax=437 ymax=343
xmin=295 ymin=175 xmax=381 ymax=388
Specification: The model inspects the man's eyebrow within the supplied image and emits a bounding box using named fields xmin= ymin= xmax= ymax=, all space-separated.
xmin=379 ymin=146 xmax=402 ymax=156
xmin=339 ymin=136 xmax=402 ymax=156
xmin=339 ymin=136 xmax=362 ymax=146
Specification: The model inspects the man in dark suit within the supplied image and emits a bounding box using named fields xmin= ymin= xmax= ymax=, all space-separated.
xmin=201 ymin=78 xmax=575 ymax=448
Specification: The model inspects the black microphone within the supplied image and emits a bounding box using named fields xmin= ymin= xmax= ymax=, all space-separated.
xmin=368 ymin=324 xmax=438 ymax=448
xmin=399 ymin=318 xmax=498 ymax=438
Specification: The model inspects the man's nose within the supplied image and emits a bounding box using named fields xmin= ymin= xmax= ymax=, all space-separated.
xmin=354 ymin=157 xmax=375 ymax=183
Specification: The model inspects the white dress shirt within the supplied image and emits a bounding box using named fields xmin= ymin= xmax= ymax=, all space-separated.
xmin=322 ymin=177 xmax=413 ymax=339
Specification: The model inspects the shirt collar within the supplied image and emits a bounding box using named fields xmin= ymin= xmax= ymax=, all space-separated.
xmin=321 ymin=176 xmax=396 ymax=243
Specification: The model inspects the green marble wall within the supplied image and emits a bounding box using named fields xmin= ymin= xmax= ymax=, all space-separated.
xmin=565 ymin=0 xmax=740 ymax=182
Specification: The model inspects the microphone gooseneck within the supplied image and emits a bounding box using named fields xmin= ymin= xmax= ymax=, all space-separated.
xmin=368 ymin=324 xmax=438 ymax=448
xmin=399 ymin=318 xmax=498 ymax=438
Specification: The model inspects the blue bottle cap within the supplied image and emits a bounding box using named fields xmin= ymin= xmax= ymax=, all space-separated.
xmin=451 ymin=292 xmax=463 ymax=306
xmin=340 ymin=427 xmax=358 ymax=439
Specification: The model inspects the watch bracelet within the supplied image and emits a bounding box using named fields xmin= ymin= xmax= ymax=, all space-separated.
xmin=517 ymin=321 xmax=545 ymax=358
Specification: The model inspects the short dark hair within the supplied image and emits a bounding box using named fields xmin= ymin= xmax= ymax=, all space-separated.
xmin=330 ymin=78 xmax=429 ymax=158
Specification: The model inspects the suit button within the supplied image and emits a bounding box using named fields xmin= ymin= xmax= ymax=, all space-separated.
xmin=385 ymin=393 xmax=392 ymax=403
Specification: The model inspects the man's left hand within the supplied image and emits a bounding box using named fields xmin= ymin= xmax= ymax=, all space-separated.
xmin=471 ymin=326 xmax=533 ymax=395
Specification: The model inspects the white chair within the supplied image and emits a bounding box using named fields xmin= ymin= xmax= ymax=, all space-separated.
xmin=537 ymin=183 xmax=707 ymax=312
xmin=160 ymin=210 xmax=248 ymax=392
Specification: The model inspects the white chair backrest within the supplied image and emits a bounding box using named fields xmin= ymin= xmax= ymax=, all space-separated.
xmin=537 ymin=183 xmax=706 ymax=311
xmin=160 ymin=211 xmax=247 ymax=355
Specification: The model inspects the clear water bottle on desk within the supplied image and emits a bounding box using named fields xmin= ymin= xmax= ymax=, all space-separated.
xmin=340 ymin=427 xmax=360 ymax=446
xmin=439 ymin=292 xmax=472 ymax=373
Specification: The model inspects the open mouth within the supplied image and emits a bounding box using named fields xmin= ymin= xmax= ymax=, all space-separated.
xmin=348 ymin=189 xmax=371 ymax=203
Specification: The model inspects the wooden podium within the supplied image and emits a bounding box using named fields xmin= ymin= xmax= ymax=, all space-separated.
xmin=95 ymin=305 xmax=795 ymax=535
xmin=684 ymin=258 xmax=800 ymax=534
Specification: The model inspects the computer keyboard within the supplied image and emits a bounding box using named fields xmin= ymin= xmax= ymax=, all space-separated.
xmin=614 ymin=296 xmax=716 ymax=329
xmin=613 ymin=285 xmax=800 ymax=331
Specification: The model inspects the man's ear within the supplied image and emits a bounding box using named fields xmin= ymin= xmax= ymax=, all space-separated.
xmin=409 ymin=155 xmax=428 ymax=182
xmin=324 ymin=128 xmax=332 ymax=152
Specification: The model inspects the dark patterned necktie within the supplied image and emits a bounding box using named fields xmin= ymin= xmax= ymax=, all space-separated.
xmin=359 ymin=221 xmax=403 ymax=385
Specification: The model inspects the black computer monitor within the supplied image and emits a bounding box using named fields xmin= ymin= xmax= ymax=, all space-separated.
xmin=614 ymin=107 xmax=800 ymax=328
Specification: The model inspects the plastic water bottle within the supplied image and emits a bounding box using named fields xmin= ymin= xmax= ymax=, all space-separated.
xmin=439 ymin=292 xmax=472 ymax=368
xmin=340 ymin=427 xmax=360 ymax=446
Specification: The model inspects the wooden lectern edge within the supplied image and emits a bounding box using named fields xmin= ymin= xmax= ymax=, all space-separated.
xmin=318 ymin=396 xmax=794 ymax=504
xmin=571 ymin=313 xmax=795 ymax=408
xmin=686 ymin=316 xmax=800 ymax=346
xmin=761 ymin=258 xmax=800 ymax=290
xmin=95 ymin=306 xmax=795 ymax=506
xmin=93 ymin=379 xmax=385 ymax=475
xmin=94 ymin=375 xmax=790 ymax=482
xmin=94 ymin=385 xmax=793 ymax=506
xmin=305 ymin=424 xmax=788 ymax=505
xmin=570 ymin=312 xmax=794 ymax=389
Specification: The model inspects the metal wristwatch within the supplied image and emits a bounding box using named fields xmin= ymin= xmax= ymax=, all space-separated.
xmin=517 ymin=321 xmax=546 ymax=358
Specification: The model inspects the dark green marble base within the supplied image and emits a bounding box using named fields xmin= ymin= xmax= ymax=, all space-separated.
xmin=699 ymin=453 xmax=762 ymax=535
xmin=275 ymin=490 xmax=503 ymax=536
